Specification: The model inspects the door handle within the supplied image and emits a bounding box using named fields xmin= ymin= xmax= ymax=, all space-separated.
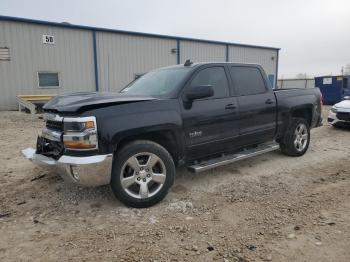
xmin=225 ymin=103 xmax=237 ymax=110
xmin=265 ymin=99 xmax=274 ymax=104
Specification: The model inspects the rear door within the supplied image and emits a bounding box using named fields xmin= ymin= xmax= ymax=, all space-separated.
xmin=229 ymin=66 xmax=277 ymax=144
xmin=181 ymin=66 xmax=239 ymax=159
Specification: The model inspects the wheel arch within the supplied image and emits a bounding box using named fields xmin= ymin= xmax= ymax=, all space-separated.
xmin=113 ymin=128 xmax=184 ymax=166
xmin=290 ymin=105 xmax=313 ymax=126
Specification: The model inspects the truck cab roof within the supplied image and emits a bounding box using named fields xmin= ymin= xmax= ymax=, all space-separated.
xmin=173 ymin=61 xmax=261 ymax=68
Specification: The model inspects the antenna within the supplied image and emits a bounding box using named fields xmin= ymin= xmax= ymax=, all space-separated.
xmin=184 ymin=59 xmax=193 ymax=66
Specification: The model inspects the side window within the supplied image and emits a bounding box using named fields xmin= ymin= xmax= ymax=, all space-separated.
xmin=230 ymin=67 xmax=267 ymax=96
xmin=190 ymin=67 xmax=229 ymax=98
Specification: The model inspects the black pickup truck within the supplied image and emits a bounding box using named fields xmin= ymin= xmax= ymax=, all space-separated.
xmin=22 ymin=62 xmax=322 ymax=207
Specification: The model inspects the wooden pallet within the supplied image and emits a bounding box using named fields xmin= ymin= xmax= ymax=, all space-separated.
xmin=16 ymin=95 xmax=55 ymax=114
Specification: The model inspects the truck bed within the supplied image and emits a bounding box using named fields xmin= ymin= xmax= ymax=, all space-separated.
xmin=274 ymin=87 xmax=323 ymax=136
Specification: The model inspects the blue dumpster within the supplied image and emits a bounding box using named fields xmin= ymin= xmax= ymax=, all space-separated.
xmin=315 ymin=75 xmax=350 ymax=105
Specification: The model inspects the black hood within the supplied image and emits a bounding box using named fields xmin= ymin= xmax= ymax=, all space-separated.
xmin=43 ymin=92 xmax=158 ymax=113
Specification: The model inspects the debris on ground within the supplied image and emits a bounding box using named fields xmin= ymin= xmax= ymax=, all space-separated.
xmin=287 ymin=233 xmax=296 ymax=239
xmin=30 ymin=173 xmax=47 ymax=182
xmin=246 ymin=244 xmax=257 ymax=251
xmin=207 ymin=244 xmax=214 ymax=251
xmin=294 ymin=225 xmax=301 ymax=231
xmin=0 ymin=213 xmax=11 ymax=218
xmin=16 ymin=200 xmax=26 ymax=205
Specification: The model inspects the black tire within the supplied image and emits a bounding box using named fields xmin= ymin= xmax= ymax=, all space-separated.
xmin=279 ymin=117 xmax=310 ymax=156
xmin=111 ymin=140 xmax=175 ymax=208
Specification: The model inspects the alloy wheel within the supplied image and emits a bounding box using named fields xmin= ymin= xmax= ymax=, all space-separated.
xmin=120 ymin=152 xmax=166 ymax=199
xmin=294 ymin=123 xmax=308 ymax=152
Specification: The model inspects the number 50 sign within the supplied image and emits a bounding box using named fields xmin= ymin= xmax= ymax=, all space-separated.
xmin=42 ymin=35 xmax=55 ymax=45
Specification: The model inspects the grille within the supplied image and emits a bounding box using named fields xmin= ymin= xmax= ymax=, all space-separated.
xmin=337 ymin=112 xmax=350 ymax=121
xmin=36 ymin=136 xmax=64 ymax=160
xmin=46 ymin=120 xmax=64 ymax=132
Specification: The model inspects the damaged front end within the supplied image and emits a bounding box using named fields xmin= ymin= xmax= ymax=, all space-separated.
xmin=22 ymin=113 xmax=112 ymax=187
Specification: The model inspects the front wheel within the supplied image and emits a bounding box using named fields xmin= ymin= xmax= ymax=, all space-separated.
xmin=110 ymin=140 xmax=175 ymax=208
xmin=279 ymin=117 xmax=310 ymax=156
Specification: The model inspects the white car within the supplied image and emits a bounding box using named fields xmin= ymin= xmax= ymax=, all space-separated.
xmin=328 ymin=97 xmax=350 ymax=127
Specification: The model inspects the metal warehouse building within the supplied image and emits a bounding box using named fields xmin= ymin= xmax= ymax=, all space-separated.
xmin=0 ymin=16 xmax=280 ymax=110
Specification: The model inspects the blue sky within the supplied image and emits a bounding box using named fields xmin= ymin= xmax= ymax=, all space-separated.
xmin=1 ymin=0 xmax=350 ymax=77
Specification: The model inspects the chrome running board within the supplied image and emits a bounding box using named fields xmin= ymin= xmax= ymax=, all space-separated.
xmin=187 ymin=142 xmax=280 ymax=173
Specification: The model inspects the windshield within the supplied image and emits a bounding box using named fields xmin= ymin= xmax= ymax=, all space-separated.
xmin=121 ymin=67 xmax=191 ymax=97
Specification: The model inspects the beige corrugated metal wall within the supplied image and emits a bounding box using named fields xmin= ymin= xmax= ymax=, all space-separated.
xmin=0 ymin=19 xmax=279 ymax=110
xmin=0 ymin=21 xmax=95 ymax=110
xmin=228 ymin=46 xmax=277 ymax=87
xmin=180 ymin=41 xmax=226 ymax=63
xmin=96 ymin=32 xmax=177 ymax=92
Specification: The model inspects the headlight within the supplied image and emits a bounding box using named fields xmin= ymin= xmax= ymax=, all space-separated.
xmin=63 ymin=116 xmax=98 ymax=150
xmin=331 ymin=107 xmax=338 ymax=113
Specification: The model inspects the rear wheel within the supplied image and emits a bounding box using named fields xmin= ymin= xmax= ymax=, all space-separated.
xmin=279 ymin=117 xmax=310 ymax=156
xmin=111 ymin=140 xmax=175 ymax=208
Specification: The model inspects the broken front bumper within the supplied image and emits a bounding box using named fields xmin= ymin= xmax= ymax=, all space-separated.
xmin=22 ymin=148 xmax=113 ymax=186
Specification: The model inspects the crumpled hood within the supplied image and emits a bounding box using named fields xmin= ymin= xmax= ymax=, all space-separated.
xmin=334 ymin=99 xmax=350 ymax=109
xmin=43 ymin=92 xmax=158 ymax=112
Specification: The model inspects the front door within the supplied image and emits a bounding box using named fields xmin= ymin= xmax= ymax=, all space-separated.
xmin=181 ymin=66 xmax=239 ymax=160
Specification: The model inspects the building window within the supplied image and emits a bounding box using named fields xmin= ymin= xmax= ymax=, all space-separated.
xmin=38 ymin=72 xmax=60 ymax=88
xmin=0 ymin=47 xmax=10 ymax=61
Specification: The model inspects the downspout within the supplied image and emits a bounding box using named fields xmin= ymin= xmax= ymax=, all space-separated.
xmin=92 ymin=30 xmax=99 ymax=92
xmin=226 ymin=44 xmax=229 ymax=62
xmin=176 ymin=39 xmax=180 ymax=64
xmin=275 ymin=49 xmax=279 ymax=89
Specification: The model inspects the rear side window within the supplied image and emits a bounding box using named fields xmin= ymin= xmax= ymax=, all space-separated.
xmin=190 ymin=67 xmax=229 ymax=98
xmin=230 ymin=67 xmax=266 ymax=96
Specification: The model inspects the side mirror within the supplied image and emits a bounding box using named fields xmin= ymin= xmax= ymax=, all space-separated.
xmin=185 ymin=85 xmax=214 ymax=100
xmin=344 ymin=96 xmax=350 ymax=100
